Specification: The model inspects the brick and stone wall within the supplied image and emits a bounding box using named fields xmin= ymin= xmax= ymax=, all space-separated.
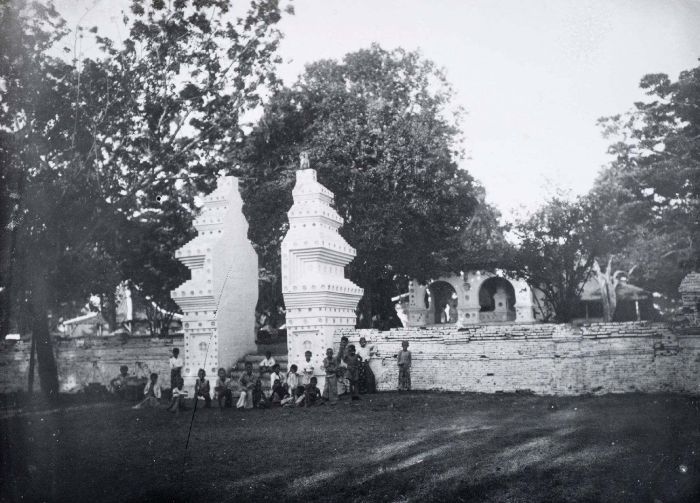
xmin=3 ymin=322 xmax=700 ymax=396
xmin=334 ymin=322 xmax=700 ymax=395
xmin=0 ymin=335 xmax=183 ymax=393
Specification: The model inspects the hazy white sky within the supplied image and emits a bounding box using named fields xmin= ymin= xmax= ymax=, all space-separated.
xmin=56 ymin=0 xmax=700 ymax=219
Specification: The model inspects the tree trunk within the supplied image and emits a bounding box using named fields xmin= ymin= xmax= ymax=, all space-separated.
xmin=102 ymin=288 xmax=118 ymax=332
xmin=592 ymin=257 xmax=619 ymax=323
xmin=30 ymin=260 xmax=60 ymax=402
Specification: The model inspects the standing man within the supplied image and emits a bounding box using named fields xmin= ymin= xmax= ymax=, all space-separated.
xmin=169 ymin=347 xmax=184 ymax=388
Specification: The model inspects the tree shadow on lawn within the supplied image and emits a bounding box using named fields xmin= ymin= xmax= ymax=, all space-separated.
xmin=1 ymin=393 xmax=699 ymax=502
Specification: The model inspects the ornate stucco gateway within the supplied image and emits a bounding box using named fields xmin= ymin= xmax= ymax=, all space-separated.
xmin=403 ymin=271 xmax=537 ymax=327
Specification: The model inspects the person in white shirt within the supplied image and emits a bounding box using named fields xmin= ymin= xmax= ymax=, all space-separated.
xmin=167 ymin=377 xmax=188 ymax=414
xmin=259 ymin=351 xmax=276 ymax=374
xmin=357 ymin=337 xmax=376 ymax=394
xmin=169 ymin=348 xmax=184 ymax=388
xmin=301 ymin=351 xmax=314 ymax=386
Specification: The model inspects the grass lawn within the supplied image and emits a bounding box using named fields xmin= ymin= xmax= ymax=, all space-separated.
xmin=1 ymin=392 xmax=699 ymax=502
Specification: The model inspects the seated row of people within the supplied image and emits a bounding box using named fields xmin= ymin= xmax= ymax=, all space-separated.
xmin=129 ymin=336 xmax=378 ymax=411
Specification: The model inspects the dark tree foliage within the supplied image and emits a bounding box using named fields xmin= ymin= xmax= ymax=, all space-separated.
xmin=509 ymin=197 xmax=602 ymax=323
xmin=592 ymin=62 xmax=700 ymax=302
xmin=0 ymin=0 xmax=288 ymax=399
xmin=235 ymin=45 xmax=502 ymax=326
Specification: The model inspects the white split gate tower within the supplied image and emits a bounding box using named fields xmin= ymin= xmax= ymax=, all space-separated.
xmin=281 ymin=166 xmax=363 ymax=386
xmin=171 ymin=176 xmax=258 ymax=389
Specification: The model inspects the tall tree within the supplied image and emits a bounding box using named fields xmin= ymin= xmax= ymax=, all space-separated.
xmin=509 ymin=197 xmax=601 ymax=323
xmin=593 ymin=62 xmax=700 ymax=303
xmin=1 ymin=0 xmax=288 ymax=399
xmin=235 ymin=45 xmax=498 ymax=326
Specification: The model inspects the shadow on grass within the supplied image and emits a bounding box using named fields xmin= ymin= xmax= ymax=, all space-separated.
xmin=2 ymin=392 xmax=699 ymax=502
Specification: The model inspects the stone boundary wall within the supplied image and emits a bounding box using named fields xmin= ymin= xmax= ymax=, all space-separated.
xmin=0 ymin=336 xmax=183 ymax=393
xmin=336 ymin=322 xmax=700 ymax=395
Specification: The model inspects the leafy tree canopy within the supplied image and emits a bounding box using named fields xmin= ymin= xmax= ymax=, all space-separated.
xmin=235 ymin=45 xmax=504 ymax=326
xmin=508 ymin=197 xmax=602 ymax=323
xmin=0 ymin=0 xmax=289 ymax=396
xmin=592 ymin=61 xmax=700 ymax=300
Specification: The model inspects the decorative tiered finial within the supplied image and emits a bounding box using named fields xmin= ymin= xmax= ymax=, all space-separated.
xmin=299 ymin=150 xmax=310 ymax=170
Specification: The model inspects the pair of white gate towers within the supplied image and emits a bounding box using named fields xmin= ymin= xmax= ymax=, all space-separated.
xmin=171 ymin=162 xmax=363 ymax=389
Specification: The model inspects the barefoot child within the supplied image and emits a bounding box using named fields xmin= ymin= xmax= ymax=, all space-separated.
xmin=397 ymin=341 xmax=412 ymax=391
xmin=301 ymin=376 xmax=322 ymax=407
xmin=322 ymin=348 xmax=340 ymax=405
xmin=167 ymin=377 xmax=188 ymax=414
xmin=342 ymin=344 xmax=361 ymax=401
xmin=193 ymin=368 xmax=211 ymax=408
xmin=214 ymin=367 xmax=232 ymax=409
xmin=237 ymin=362 xmax=257 ymax=409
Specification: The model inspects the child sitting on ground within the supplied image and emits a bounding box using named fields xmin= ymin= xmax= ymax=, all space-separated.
xmin=193 ymin=368 xmax=211 ymax=408
xmin=285 ymin=364 xmax=300 ymax=398
xmin=302 ymin=376 xmax=322 ymax=407
xmin=133 ymin=373 xmax=161 ymax=409
xmin=237 ymin=362 xmax=257 ymax=409
xmin=259 ymin=351 xmax=276 ymax=374
xmin=166 ymin=377 xmax=188 ymax=414
xmin=214 ymin=367 xmax=232 ymax=409
xmin=110 ymin=365 xmax=129 ymax=399
xmin=270 ymin=378 xmax=287 ymax=406
xmin=269 ymin=363 xmax=284 ymax=392
xmin=253 ymin=379 xmax=269 ymax=409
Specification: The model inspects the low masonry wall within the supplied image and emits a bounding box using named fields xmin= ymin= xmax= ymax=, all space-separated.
xmin=335 ymin=322 xmax=700 ymax=395
xmin=3 ymin=323 xmax=699 ymax=396
xmin=0 ymin=335 xmax=183 ymax=393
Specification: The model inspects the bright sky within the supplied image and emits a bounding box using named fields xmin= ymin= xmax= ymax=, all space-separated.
xmin=56 ymin=0 xmax=700 ymax=219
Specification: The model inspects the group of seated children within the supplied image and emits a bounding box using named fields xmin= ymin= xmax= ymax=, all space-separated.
xmin=127 ymin=337 xmax=394 ymax=412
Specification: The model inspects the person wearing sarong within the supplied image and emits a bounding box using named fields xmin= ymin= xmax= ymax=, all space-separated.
xmin=342 ymin=344 xmax=361 ymax=400
xmin=169 ymin=348 xmax=183 ymax=389
xmin=356 ymin=337 xmax=376 ymax=394
xmin=322 ymin=348 xmax=340 ymax=405
xmin=397 ymin=341 xmax=412 ymax=391
xmin=237 ymin=362 xmax=257 ymax=409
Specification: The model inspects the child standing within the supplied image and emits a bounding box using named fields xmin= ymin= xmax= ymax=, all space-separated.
xmin=133 ymin=373 xmax=161 ymax=409
xmin=397 ymin=341 xmax=412 ymax=391
xmin=193 ymin=368 xmax=212 ymax=408
xmin=301 ymin=351 xmax=314 ymax=385
xmin=357 ymin=337 xmax=376 ymax=394
xmin=286 ymin=364 xmax=300 ymax=396
xmin=342 ymin=344 xmax=361 ymax=401
xmin=214 ymin=367 xmax=232 ymax=409
xmin=169 ymin=348 xmax=183 ymax=388
xmin=322 ymin=348 xmax=340 ymax=405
